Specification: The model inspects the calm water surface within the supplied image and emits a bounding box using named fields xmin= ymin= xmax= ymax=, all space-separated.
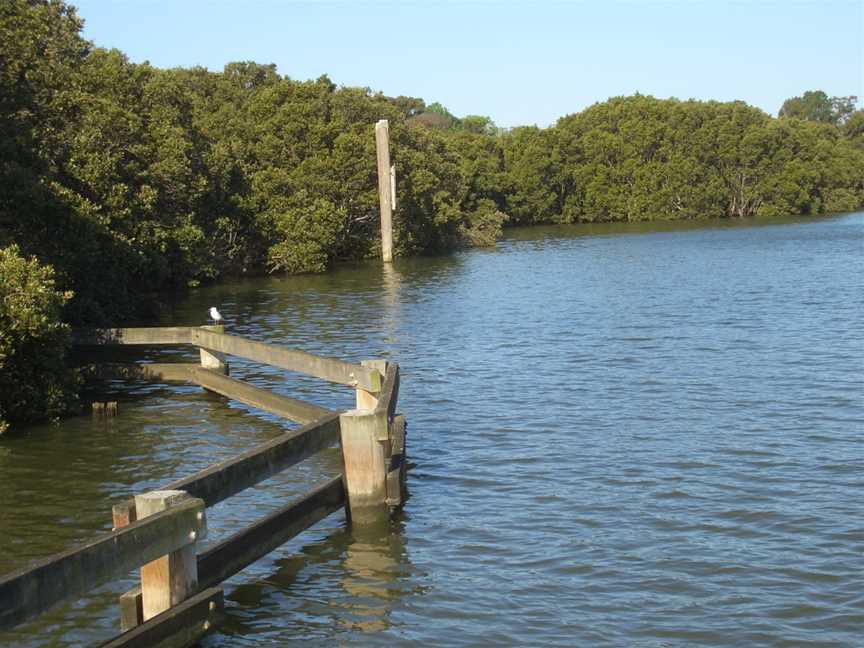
xmin=1 ymin=213 xmax=862 ymax=647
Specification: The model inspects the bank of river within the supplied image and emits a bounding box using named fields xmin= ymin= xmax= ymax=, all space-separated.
xmin=1 ymin=212 xmax=862 ymax=646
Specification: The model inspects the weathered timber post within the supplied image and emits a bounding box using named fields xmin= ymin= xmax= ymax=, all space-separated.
xmin=375 ymin=119 xmax=394 ymax=263
xmin=341 ymin=359 xmax=389 ymax=521
xmin=134 ymin=490 xmax=206 ymax=621
xmin=356 ymin=359 xmax=386 ymax=410
xmin=199 ymin=325 xmax=229 ymax=376
xmin=111 ymin=501 xmax=142 ymax=630
xmin=339 ymin=409 xmax=390 ymax=521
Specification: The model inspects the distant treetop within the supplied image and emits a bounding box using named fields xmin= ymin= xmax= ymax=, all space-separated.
xmin=779 ymin=90 xmax=858 ymax=126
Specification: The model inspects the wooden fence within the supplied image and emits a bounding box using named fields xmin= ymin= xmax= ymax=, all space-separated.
xmin=0 ymin=326 xmax=405 ymax=647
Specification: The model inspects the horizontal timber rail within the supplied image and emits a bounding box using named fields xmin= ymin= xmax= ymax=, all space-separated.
xmin=2 ymin=325 xmax=406 ymax=647
xmin=72 ymin=326 xmax=381 ymax=391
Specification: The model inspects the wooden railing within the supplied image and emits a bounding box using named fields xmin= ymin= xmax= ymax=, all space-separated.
xmin=0 ymin=326 xmax=405 ymax=647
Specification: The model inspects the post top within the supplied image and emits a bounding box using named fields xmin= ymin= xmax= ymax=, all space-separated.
xmin=137 ymin=489 xmax=189 ymax=501
xmin=341 ymin=408 xmax=376 ymax=417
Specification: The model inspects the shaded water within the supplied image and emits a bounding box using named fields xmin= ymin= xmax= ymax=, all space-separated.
xmin=1 ymin=213 xmax=863 ymax=646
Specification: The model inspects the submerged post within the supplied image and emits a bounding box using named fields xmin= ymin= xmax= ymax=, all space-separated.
xmin=375 ymin=119 xmax=393 ymax=263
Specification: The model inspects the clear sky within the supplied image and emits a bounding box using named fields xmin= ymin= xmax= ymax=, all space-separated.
xmin=73 ymin=0 xmax=863 ymax=128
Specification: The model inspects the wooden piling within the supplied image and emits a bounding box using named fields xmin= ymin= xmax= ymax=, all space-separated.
xmin=134 ymin=490 xmax=205 ymax=622
xmin=339 ymin=409 xmax=389 ymax=520
xmin=375 ymin=119 xmax=394 ymax=263
xmin=198 ymin=325 xmax=228 ymax=376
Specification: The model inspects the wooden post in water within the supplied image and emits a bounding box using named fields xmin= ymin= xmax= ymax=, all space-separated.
xmin=199 ymin=325 xmax=229 ymax=376
xmin=341 ymin=359 xmax=389 ymax=520
xmin=111 ymin=501 xmax=142 ymax=631
xmin=375 ymin=119 xmax=394 ymax=263
xmin=339 ymin=409 xmax=389 ymax=521
xmin=134 ymin=490 xmax=205 ymax=621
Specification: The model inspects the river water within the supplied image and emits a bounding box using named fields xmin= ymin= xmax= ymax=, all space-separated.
xmin=1 ymin=213 xmax=862 ymax=647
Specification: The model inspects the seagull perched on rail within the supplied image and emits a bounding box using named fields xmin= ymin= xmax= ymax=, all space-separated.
xmin=209 ymin=307 xmax=223 ymax=324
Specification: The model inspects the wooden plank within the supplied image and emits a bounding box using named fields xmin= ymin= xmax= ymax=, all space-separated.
xmin=0 ymin=498 xmax=206 ymax=631
xmin=339 ymin=409 xmax=389 ymax=520
xmin=135 ymin=492 xmax=203 ymax=621
xmin=191 ymin=328 xmax=381 ymax=391
xmin=192 ymin=368 xmax=333 ymax=424
xmin=72 ymin=328 xmax=194 ymax=346
xmin=386 ymin=415 xmax=407 ymax=508
xmin=161 ymin=411 xmax=341 ymax=507
xmin=112 ymin=412 xmax=341 ymax=520
xmin=100 ymin=586 xmax=223 ymax=648
xmin=86 ymin=363 xmax=197 ymax=384
xmin=375 ymin=119 xmax=394 ymax=263
xmin=198 ymin=324 xmax=229 ymax=376
xmin=198 ymin=477 xmax=345 ymax=589
xmin=374 ymin=362 xmax=400 ymax=426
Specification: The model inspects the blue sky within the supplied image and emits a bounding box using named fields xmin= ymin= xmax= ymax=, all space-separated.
xmin=74 ymin=0 xmax=863 ymax=128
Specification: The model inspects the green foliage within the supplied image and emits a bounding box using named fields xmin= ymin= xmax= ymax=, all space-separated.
xmin=261 ymin=194 xmax=347 ymax=274
xmin=2 ymin=0 xmax=864 ymax=427
xmin=539 ymin=95 xmax=864 ymax=223
xmin=842 ymin=110 xmax=864 ymax=147
xmin=779 ymin=90 xmax=859 ymax=126
xmin=0 ymin=246 xmax=74 ymax=432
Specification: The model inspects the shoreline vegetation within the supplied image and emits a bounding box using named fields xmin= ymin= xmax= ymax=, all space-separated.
xmin=2 ymin=0 xmax=863 ymax=430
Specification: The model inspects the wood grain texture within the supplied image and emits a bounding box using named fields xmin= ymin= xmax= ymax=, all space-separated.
xmin=135 ymin=491 xmax=203 ymax=621
xmin=339 ymin=409 xmax=389 ymax=519
xmin=375 ymin=119 xmax=393 ymax=263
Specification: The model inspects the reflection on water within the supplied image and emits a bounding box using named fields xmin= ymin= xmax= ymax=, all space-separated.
xmin=1 ymin=212 xmax=863 ymax=646
xmin=215 ymin=515 xmax=412 ymax=643
xmin=339 ymin=519 xmax=409 ymax=633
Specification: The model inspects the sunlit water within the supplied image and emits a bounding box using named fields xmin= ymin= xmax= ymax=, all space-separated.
xmin=1 ymin=213 xmax=862 ymax=647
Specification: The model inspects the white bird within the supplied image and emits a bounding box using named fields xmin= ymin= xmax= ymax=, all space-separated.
xmin=209 ymin=307 xmax=223 ymax=323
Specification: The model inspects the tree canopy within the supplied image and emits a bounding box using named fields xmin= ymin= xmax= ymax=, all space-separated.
xmin=779 ymin=90 xmax=859 ymax=126
xmin=1 ymin=1 xmax=861 ymax=329
xmin=1 ymin=0 xmax=863 ymax=428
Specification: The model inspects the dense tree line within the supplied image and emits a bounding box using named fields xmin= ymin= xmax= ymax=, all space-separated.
xmin=1 ymin=0 xmax=863 ymax=429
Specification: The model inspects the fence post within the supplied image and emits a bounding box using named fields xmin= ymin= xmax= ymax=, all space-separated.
xmin=339 ymin=408 xmax=389 ymax=522
xmin=199 ymin=325 xmax=229 ymax=375
xmin=112 ymin=501 xmax=143 ymax=630
xmin=356 ymin=359 xmax=386 ymax=410
xmin=375 ymin=119 xmax=393 ymax=263
xmin=134 ymin=490 xmax=206 ymax=621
